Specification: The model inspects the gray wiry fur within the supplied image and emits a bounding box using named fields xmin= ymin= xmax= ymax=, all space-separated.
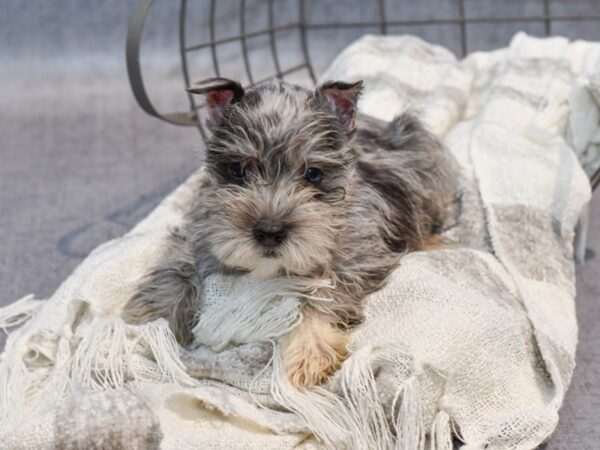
xmin=122 ymin=77 xmax=457 ymax=355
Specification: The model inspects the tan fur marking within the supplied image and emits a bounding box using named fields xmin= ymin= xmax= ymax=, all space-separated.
xmin=421 ymin=234 xmax=457 ymax=251
xmin=281 ymin=309 xmax=349 ymax=389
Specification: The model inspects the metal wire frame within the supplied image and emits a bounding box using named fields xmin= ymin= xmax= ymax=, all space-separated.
xmin=126 ymin=0 xmax=600 ymax=189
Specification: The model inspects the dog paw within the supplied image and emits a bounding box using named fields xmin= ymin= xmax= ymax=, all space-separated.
xmin=281 ymin=316 xmax=348 ymax=389
xmin=283 ymin=348 xmax=339 ymax=388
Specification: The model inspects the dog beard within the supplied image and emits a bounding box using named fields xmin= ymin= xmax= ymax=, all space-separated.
xmin=205 ymin=179 xmax=343 ymax=279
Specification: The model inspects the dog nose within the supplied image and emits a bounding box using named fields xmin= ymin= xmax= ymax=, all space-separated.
xmin=253 ymin=220 xmax=287 ymax=247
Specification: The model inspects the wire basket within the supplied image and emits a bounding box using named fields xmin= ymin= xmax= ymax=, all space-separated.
xmin=126 ymin=0 xmax=600 ymax=189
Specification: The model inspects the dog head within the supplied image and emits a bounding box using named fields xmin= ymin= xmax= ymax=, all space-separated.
xmin=187 ymin=78 xmax=362 ymax=278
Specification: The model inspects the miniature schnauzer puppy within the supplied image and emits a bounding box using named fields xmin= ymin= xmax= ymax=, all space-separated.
xmin=122 ymin=77 xmax=457 ymax=388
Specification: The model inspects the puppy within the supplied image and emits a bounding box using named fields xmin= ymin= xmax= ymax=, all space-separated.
xmin=122 ymin=77 xmax=457 ymax=388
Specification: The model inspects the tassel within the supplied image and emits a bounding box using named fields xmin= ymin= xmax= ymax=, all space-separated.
xmin=270 ymin=342 xmax=352 ymax=447
xmin=192 ymin=276 xmax=325 ymax=351
xmin=393 ymin=375 xmax=425 ymax=450
xmin=71 ymin=316 xmax=196 ymax=390
xmin=136 ymin=319 xmax=195 ymax=386
xmin=339 ymin=345 xmax=395 ymax=450
xmin=0 ymin=294 xmax=43 ymax=334
xmin=430 ymin=410 xmax=452 ymax=450
xmin=0 ymin=297 xmax=57 ymax=436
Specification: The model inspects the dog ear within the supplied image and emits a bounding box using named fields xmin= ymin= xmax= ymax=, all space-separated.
xmin=186 ymin=78 xmax=244 ymax=127
xmin=316 ymin=80 xmax=363 ymax=131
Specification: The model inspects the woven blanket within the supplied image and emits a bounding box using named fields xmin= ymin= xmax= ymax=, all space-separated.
xmin=1 ymin=32 xmax=598 ymax=449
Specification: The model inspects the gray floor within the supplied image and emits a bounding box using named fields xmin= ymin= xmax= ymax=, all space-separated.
xmin=0 ymin=1 xmax=598 ymax=448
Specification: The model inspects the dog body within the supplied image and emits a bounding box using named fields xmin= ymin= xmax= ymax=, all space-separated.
xmin=123 ymin=78 xmax=457 ymax=388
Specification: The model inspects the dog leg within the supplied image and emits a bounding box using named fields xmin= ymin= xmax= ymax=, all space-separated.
xmin=281 ymin=308 xmax=348 ymax=388
xmin=122 ymin=261 xmax=201 ymax=346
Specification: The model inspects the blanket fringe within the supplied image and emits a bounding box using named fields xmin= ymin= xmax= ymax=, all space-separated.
xmin=0 ymin=298 xmax=60 ymax=435
xmin=429 ymin=409 xmax=453 ymax=450
xmin=0 ymin=294 xmax=43 ymax=334
xmin=270 ymin=342 xmax=352 ymax=446
xmin=0 ymin=302 xmax=196 ymax=438
xmin=340 ymin=345 xmax=396 ymax=450
xmin=136 ymin=319 xmax=196 ymax=385
xmin=393 ymin=375 xmax=425 ymax=450
xmin=0 ymin=334 xmax=36 ymax=433
xmin=71 ymin=316 xmax=195 ymax=389
xmin=271 ymin=343 xmax=436 ymax=450
xmin=193 ymin=277 xmax=326 ymax=351
xmin=0 ymin=295 xmax=456 ymax=449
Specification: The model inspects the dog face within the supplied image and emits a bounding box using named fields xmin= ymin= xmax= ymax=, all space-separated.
xmin=188 ymin=78 xmax=362 ymax=278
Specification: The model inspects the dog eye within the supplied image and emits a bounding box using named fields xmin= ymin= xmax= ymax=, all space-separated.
xmin=304 ymin=167 xmax=323 ymax=184
xmin=229 ymin=162 xmax=244 ymax=181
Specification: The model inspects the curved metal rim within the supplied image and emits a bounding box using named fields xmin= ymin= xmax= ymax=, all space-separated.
xmin=126 ymin=0 xmax=198 ymax=126
xmin=126 ymin=0 xmax=600 ymax=192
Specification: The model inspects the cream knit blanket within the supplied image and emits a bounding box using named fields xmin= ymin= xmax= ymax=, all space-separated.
xmin=0 ymin=33 xmax=598 ymax=449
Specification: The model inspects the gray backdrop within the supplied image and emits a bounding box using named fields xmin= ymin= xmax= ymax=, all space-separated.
xmin=0 ymin=1 xmax=598 ymax=448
